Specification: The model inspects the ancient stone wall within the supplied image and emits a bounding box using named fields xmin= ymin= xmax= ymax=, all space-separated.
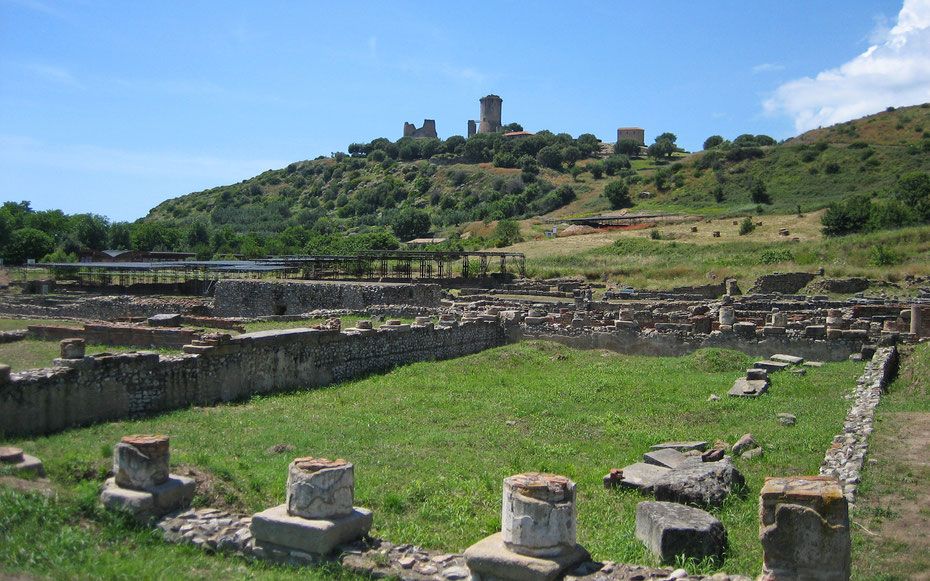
xmin=402 ymin=119 xmax=437 ymax=139
xmin=0 ymin=295 xmax=212 ymax=320
xmin=747 ymin=272 xmax=817 ymax=294
xmin=213 ymin=280 xmax=440 ymax=318
xmin=0 ymin=319 xmax=518 ymax=438
xmin=27 ymin=324 xmax=202 ymax=350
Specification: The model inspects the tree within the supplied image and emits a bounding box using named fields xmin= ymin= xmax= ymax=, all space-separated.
xmin=703 ymin=135 xmax=724 ymax=150
xmin=536 ymin=145 xmax=563 ymax=170
xmin=70 ymin=213 xmax=109 ymax=250
xmin=648 ymin=140 xmax=674 ymax=161
xmin=604 ymin=180 xmax=631 ymax=209
xmin=821 ymin=195 xmax=872 ymax=236
xmin=108 ymin=222 xmax=132 ymax=249
xmin=738 ymin=217 xmax=756 ymax=236
xmin=503 ymin=122 xmax=524 ymax=133
xmin=492 ymin=219 xmax=522 ymax=246
xmin=895 ymin=172 xmax=930 ymax=220
xmin=391 ymin=207 xmax=431 ymax=241
xmin=588 ymin=161 xmax=605 ymax=179
xmin=576 ymin=133 xmax=600 ymax=157
xmin=561 ymin=145 xmax=582 ymax=166
xmin=750 ymin=179 xmax=771 ymax=204
xmin=614 ymin=139 xmax=641 ymax=157
xmin=655 ymin=132 xmax=678 ymax=146
xmin=603 ymin=154 xmax=631 ymax=176
xmin=2 ymin=228 xmax=55 ymax=264
xmin=185 ymin=219 xmax=210 ymax=249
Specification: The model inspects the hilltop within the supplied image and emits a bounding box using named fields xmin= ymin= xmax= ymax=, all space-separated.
xmin=144 ymin=104 xmax=930 ymax=241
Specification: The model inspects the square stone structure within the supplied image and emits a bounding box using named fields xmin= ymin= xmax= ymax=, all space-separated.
xmin=100 ymin=475 xmax=195 ymax=522
xmin=465 ymin=532 xmax=589 ymax=581
xmin=251 ymin=504 xmax=373 ymax=555
xmin=759 ymin=476 xmax=850 ymax=581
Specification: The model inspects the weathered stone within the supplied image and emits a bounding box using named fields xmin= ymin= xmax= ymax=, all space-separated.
xmin=616 ymin=463 xmax=672 ymax=493
xmin=113 ymin=434 xmax=170 ymax=490
xmin=653 ymin=457 xmax=745 ymax=507
xmin=464 ymin=532 xmax=589 ymax=581
xmin=602 ymin=468 xmax=624 ymax=488
xmin=701 ymin=448 xmax=724 ymax=462
xmin=777 ymin=413 xmax=797 ymax=426
xmin=502 ymin=473 xmax=576 ymax=558
xmin=771 ymin=354 xmax=804 ymax=365
xmin=251 ymin=504 xmax=372 ymax=555
xmin=733 ymin=322 xmax=757 ymax=336
xmin=754 ymin=360 xmax=791 ymax=372
xmin=100 ymin=475 xmax=195 ymax=521
xmin=147 ymin=314 xmax=182 ymax=327
xmin=0 ymin=446 xmax=24 ymax=463
xmin=728 ymin=378 xmax=769 ymax=398
xmin=804 ymin=325 xmax=827 ymax=338
xmin=286 ymin=457 xmax=354 ymax=519
xmin=742 ymin=447 xmax=764 ymax=460
xmin=635 ymin=501 xmax=727 ymax=563
xmin=649 ymin=441 xmax=708 ymax=452
xmin=732 ymin=434 xmax=760 ymax=456
xmin=643 ymin=448 xmax=699 ymax=470
xmin=59 ymin=337 xmax=85 ymax=359
xmin=718 ymin=306 xmax=735 ymax=326
xmin=911 ymin=305 xmax=922 ymax=336
xmin=746 ymin=368 xmax=768 ymax=381
xmin=804 ymin=361 xmax=824 ymax=368
xmin=759 ymin=476 xmax=850 ymax=581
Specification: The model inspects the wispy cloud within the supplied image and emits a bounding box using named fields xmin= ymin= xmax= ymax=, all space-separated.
xmin=765 ymin=0 xmax=930 ymax=133
xmin=16 ymin=61 xmax=83 ymax=88
xmin=752 ymin=63 xmax=784 ymax=74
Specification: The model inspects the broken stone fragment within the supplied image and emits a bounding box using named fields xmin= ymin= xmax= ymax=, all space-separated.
xmin=732 ymin=433 xmax=760 ymax=457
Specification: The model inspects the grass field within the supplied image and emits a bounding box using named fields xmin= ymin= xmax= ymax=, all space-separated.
xmin=1 ymin=341 xmax=862 ymax=579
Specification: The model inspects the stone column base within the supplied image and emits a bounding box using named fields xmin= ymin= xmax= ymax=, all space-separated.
xmin=250 ymin=504 xmax=372 ymax=556
xmin=99 ymin=475 xmax=195 ymax=522
xmin=464 ymin=532 xmax=589 ymax=581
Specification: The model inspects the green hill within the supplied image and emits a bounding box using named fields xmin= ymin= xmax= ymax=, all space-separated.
xmin=139 ymin=104 xmax=930 ymax=255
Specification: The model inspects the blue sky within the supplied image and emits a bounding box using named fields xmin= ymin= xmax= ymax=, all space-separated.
xmin=3 ymin=0 xmax=929 ymax=223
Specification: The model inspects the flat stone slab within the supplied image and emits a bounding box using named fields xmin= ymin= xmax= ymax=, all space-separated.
xmin=100 ymin=475 xmax=195 ymax=521
xmin=653 ymin=457 xmax=745 ymax=507
xmin=5 ymin=453 xmax=45 ymax=477
xmin=464 ymin=532 xmax=589 ymax=581
xmin=642 ymin=448 xmax=700 ymax=470
xmin=649 ymin=441 xmax=708 ymax=453
xmin=251 ymin=504 xmax=372 ymax=555
xmin=615 ymin=463 xmax=672 ymax=493
xmin=728 ymin=378 xmax=769 ymax=398
xmin=635 ymin=501 xmax=727 ymax=563
xmin=754 ymin=360 xmax=791 ymax=372
xmin=770 ymin=354 xmax=804 ymax=365
xmin=804 ymin=361 xmax=825 ymax=368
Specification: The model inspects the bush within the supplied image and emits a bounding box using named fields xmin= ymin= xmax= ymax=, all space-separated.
xmin=604 ymin=180 xmax=631 ymax=209
xmin=738 ymin=217 xmax=755 ymax=236
xmin=869 ymin=244 xmax=900 ymax=266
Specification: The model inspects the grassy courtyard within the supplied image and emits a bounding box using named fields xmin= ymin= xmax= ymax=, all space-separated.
xmin=1 ymin=341 xmax=862 ymax=579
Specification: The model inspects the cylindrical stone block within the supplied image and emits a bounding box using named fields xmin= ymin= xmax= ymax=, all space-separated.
xmin=0 ymin=364 xmax=10 ymax=384
xmin=770 ymin=312 xmax=787 ymax=327
xmin=501 ymin=473 xmax=577 ymax=558
xmin=0 ymin=446 xmax=25 ymax=463
xmin=826 ymin=309 xmax=843 ymax=328
xmin=911 ymin=306 xmax=922 ymax=336
xmin=113 ymin=434 xmax=170 ymax=490
xmin=286 ymin=457 xmax=354 ymax=519
xmin=60 ymin=338 xmax=85 ymax=359
xmin=726 ymin=279 xmax=739 ymax=296
xmin=355 ymin=320 xmax=373 ymax=329
xmin=719 ymin=306 xmax=735 ymax=326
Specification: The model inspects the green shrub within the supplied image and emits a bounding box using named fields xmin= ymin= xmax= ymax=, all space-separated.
xmin=738 ymin=217 xmax=755 ymax=236
xmin=869 ymin=244 xmax=900 ymax=266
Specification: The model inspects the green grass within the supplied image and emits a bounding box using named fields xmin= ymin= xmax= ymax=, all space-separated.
xmin=524 ymin=223 xmax=930 ymax=289
xmin=1 ymin=341 xmax=861 ymax=578
xmin=0 ymin=339 xmax=180 ymax=372
xmin=0 ymin=318 xmax=81 ymax=332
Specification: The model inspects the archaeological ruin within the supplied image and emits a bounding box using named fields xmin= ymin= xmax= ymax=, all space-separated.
xmin=1 ymin=259 xmax=928 ymax=580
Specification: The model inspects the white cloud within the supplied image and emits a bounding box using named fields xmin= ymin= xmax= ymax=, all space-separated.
xmin=752 ymin=63 xmax=785 ymax=74
xmin=765 ymin=0 xmax=930 ymax=133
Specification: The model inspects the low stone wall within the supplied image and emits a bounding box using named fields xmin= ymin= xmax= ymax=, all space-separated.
xmin=746 ymin=272 xmax=818 ymax=294
xmin=0 ymin=295 xmax=212 ymax=321
xmin=820 ymin=346 xmax=898 ymax=506
xmin=27 ymin=324 xmax=202 ymax=350
xmin=526 ymin=328 xmax=864 ymax=362
xmin=0 ymin=318 xmax=518 ymax=438
xmin=214 ymin=280 xmax=441 ymax=318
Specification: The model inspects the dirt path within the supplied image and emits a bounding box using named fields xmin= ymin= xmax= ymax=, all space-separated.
xmin=852 ymin=346 xmax=930 ymax=580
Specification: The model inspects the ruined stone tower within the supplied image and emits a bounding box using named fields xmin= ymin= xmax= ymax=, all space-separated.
xmin=478 ymin=94 xmax=502 ymax=134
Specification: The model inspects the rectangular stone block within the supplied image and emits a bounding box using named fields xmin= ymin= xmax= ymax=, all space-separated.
xmin=464 ymin=532 xmax=589 ymax=581
xmin=759 ymin=476 xmax=850 ymax=581
xmin=250 ymin=504 xmax=372 ymax=555
xmin=754 ymin=360 xmax=790 ymax=372
xmin=770 ymin=354 xmax=804 ymax=365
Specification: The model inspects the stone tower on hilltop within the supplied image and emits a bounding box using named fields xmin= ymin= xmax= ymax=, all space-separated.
xmin=478 ymin=94 xmax=502 ymax=134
